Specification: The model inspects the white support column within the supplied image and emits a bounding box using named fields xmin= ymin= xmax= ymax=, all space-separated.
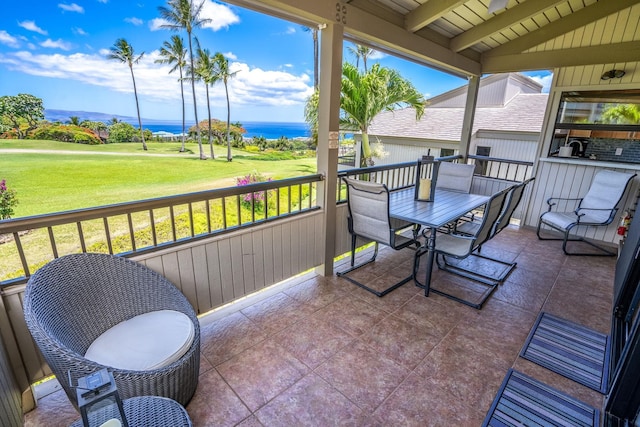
xmin=316 ymin=22 xmax=343 ymax=276
xmin=459 ymin=75 xmax=480 ymax=159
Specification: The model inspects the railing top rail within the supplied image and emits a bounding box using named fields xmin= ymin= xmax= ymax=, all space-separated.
xmin=0 ymin=174 xmax=323 ymax=234
xmin=468 ymin=155 xmax=534 ymax=167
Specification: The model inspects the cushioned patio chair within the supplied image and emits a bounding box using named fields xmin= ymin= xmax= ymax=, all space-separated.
xmin=23 ymin=253 xmax=200 ymax=408
xmin=536 ymin=170 xmax=636 ymax=256
xmin=416 ymin=187 xmax=510 ymax=308
xmin=337 ymin=177 xmax=420 ymax=297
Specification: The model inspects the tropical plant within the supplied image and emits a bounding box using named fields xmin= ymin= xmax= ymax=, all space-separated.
xmin=347 ymin=43 xmax=375 ymax=71
xmin=31 ymin=123 xmax=102 ymax=145
xmin=305 ymin=62 xmax=425 ymax=167
xmin=189 ymin=119 xmax=245 ymax=147
xmin=235 ymin=171 xmax=272 ymax=212
xmin=156 ymin=35 xmax=188 ymax=152
xmin=213 ymin=52 xmax=237 ymax=162
xmin=601 ymin=104 xmax=640 ymax=124
xmin=107 ymin=121 xmax=143 ymax=143
xmin=304 ymin=90 xmax=319 ymax=148
xmin=107 ymin=38 xmax=148 ymax=151
xmin=0 ymin=94 xmax=45 ymax=139
xmin=158 ymin=0 xmax=211 ymax=160
xmin=67 ymin=116 xmax=80 ymax=125
xmin=194 ymin=41 xmax=218 ymax=159
xmin=0 ymin=179 xmax=19 ymax=220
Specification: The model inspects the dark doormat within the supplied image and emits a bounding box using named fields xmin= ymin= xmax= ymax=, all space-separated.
xmin=520 ymin=312 xmax=609 ymax=393
xmin=482 ymin=369 xmax=599 ymax=427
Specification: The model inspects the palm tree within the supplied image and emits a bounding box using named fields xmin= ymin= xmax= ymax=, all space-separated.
xmin=155 ymin=35 xmax=188 ymax=152
xmin=107 ymin=38 xmax=147 ymax=150
xmin=158 ymin=0 xmax=211 ymax=160
xmin=194 ymin=42 xmax=217 ymax=159
xmin=347 ymin=44 xmax=374 ymax=71
xmin=68 ymin=116 xmax=80 ymax=125
xmin=302 ymin=26 xmax=319 ymax=90
xmin=213 ymin=52 xmax=237 ymax=162
xmin=306 ymin=62 xmax=425 ymax=167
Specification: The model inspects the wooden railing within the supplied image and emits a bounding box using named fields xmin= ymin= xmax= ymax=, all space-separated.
xmin=0 ymin=174 xmax=323 ymax=287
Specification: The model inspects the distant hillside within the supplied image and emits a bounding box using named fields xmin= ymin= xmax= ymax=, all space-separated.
xmin=44 ymin=109 xmax=179 ymax=125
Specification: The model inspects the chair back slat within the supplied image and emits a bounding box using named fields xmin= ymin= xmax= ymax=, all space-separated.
xmin=579 ymin=170 xmax=636 ymax=224
xmin=474 ymin=188 xmax=510 ymax=249
xmin=436 ymin=162 xmax=475 ymax=193
xmin=344 ymin=178 xmax=392 ymax=245
xmin=492 ymin=178 xmax=535 ymax=237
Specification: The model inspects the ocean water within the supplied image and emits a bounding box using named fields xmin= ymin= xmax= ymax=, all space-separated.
xmin=144 ymin=121 xmax=310 ymax=140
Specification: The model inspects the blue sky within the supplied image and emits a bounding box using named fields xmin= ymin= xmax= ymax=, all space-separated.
xmin=0 ymin=0 xmax=552 ymax=123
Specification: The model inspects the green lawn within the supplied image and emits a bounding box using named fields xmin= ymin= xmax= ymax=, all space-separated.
xmin=0 ymin=139 xmax=317 ymax=217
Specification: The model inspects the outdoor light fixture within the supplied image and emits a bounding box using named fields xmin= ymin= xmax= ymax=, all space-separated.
xmin=74 ymin=369 xmax=129 ymax=427
xmin=601 ymin=69 xmax=626 ymax=80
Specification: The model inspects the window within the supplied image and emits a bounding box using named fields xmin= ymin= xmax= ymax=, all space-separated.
xmin=557 ymin=90 xmax=640 ymax=128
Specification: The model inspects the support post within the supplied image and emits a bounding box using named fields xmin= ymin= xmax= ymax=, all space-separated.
xmin=316 ymin=22 xmax=343 ymax=276
xmin=459 ymin=74 xmax=480 ymax=160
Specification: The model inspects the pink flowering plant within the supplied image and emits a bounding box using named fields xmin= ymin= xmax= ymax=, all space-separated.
xmin=236 ymin=172 xmax=273 ymax=212
xmin=0 ymin=179 xmax=19 ymax=220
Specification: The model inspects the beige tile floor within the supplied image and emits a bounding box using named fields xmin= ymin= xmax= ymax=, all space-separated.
xmin=24 ymin=227 xmax=615 ymax=426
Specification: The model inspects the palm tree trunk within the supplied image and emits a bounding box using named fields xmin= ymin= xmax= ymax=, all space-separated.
xmin=179 ymin=66 xmax=186 ymax=152
xmin=361 ymin=132 xmax=372 ymax=167
xmin=129 ymin=65 xmax=147 ymax=151
xmin=205 ymin=84 xmax=215 ymax=159
xmin=313 ymin=29 xmax=319 ymax=90
xmin=225 ymin=81 xmax=232 ymax=162
xmin=187 ymin=34 xmax=205 ymax=159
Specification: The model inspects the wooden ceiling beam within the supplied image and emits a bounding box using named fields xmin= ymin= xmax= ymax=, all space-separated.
xmin=405 ymin=0 xmax=466 ymax=33
xmin=482 ymin=41 xmax=640 ymax=73
xmin=483 ymin=0 xmax=640 ymax=57
xmin=449 ymin=0 xmax=565 ymax=52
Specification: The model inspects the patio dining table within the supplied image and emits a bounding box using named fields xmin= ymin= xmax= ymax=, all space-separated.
xmin=389 ymin=187 xmax=490 ymax=296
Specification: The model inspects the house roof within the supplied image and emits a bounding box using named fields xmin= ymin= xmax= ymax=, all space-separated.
xmin=367 ymin=73 xmax=548 ymax=142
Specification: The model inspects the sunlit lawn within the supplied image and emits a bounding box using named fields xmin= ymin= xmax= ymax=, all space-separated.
xmin=0 ymin=139 xmax=317 ymax=217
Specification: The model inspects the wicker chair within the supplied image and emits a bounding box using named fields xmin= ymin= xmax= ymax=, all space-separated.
xmin=23 ymin=253 xmax=200 ymax=408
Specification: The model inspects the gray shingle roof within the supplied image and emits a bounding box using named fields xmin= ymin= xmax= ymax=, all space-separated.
xmin=367 ymin=93 xmax=548 ymax=142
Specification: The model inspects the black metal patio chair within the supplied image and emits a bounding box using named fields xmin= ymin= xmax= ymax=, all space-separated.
xmin=337 ymin=177 xmax=420 ymax=297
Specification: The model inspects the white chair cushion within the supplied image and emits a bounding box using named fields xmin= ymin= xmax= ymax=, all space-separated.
xmin=85 ymin=310 xmax=194 ymax=371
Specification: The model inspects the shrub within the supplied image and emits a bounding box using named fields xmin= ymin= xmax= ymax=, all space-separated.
xmin=30 ymin=123 xmax=102 ymax=145
xmin=0 ymin=179 xmax=19 ymax=220
xmin=236 ymin=171 xmax=273 ymax=212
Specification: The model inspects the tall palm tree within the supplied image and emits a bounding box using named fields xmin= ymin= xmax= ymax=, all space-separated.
xmin=194 ymin=42 xmax=217 ymax=159
xmin=213 ymin=52 xmax=237 ymax=162
xmin=68 ymin=116 xmax=80 ymax=125
xmin=302 ymin=26 xmax=319 ymax=90
xmin=155 ymin=35 xmax=188 ymax=152
xmin=108 ymin=38 xmax=148 ymax=150
xmin=158 ymin=0 xmax=211 ymax=160
xmin=347 ymin=44 xmax=374 ymax=71
xmin=306 ymin=62 xmax=425 ymax=167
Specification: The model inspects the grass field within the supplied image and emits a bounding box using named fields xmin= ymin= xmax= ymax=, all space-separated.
xmin=0 ymin=139 xmax=317 ymax=217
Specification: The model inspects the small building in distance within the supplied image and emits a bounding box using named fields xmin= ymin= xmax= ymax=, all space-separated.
xmin=358 ymin=72 xmax=549 ymax=167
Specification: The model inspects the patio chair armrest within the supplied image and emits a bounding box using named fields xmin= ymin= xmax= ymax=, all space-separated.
xmin=546 ymin=197 xmax=583 ymax=212
xmin=574 ymin=206 xmax=616 ymax=224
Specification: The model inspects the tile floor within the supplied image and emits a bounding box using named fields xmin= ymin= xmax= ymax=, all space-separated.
xmin=24 ymin=227 xmax=616 ymax=426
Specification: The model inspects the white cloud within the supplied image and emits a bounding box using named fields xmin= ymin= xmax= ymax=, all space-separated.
xmin=0 ymin=30 xmax=20 ymax=48
xmin=285 ymin=26 xmax=296 ymax=35
xmin=0 ymin=50 xmax=313 ymax=109
xmin=200 ymin=1 xmax=240 ymax=31
xmin=529 ymin=73 xmax=553 ymax=93
xmin=283 ymin=64 xmax=293 ymax=68
xmin=18 ymin=20 xmax=48 ymax=35
xmin=40 ymin=38 xmax=73 ymax=50
xmin=97 ymin=0 xmax=108 ymax=3
xmin=369 ymin=50 xmax=386 ymax=60
xmin=58 ymin=3 xmax=84 ymax=13
xmin=98 ymin=48 xmax=110 ymax=55
xmin=73 ymin=27 xmax=88 ymax=35
xmin=149 ymin=18 xmax=170 ymax=31
xmin=125 ymin=17 xmax=143 ymax=26
xmin=223 ymin=51 xmax=237 ymax=60
xmin=27 ymin=43 xmax=37 ymax=50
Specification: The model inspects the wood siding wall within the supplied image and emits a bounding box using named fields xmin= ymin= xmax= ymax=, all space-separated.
xmin=0 ymin=323 xmax=22 ymax=427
